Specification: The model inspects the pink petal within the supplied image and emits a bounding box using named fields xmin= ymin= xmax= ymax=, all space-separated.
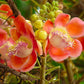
xmin=66 ymin=17 xmax=84 ymax=38
xmin=7 ymin=60 xmax=13 ymax=68
xmin=14 ymin=15 xmax=34 ymax=36
xmin=78 ymin=37 xmax=84 ymax=50
xmin=49 ymin=45 xmax=69 ymax=62
xmin=10 ymin=28 xmax=21 ymax=41
xmin=21 ymin=49 xmax=37 ymax=72
xmin=43 ymin=20 xmax=53 ymax=34
xmin=0 ymin=44 xmax=9 ymax=60
xmin=10 ymin=55 xmax=29 ymax=70
xmin=0 ymin=29 xmax=8 ymax=46
xmin=0 ymin=59 xmax=5 ymax=64
xmin=67 ymin=39 xmax=82 ymax=58
xmin=43 ymin=39 xmax=49 ymax=56
xmin=55 ymin=13 xmax=70 ymax=27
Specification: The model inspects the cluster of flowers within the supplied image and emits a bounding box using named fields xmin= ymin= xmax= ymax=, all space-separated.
xmin=0 ymin=4 xmax=84 ymax=72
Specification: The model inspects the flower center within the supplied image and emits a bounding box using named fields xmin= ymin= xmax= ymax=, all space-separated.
xmin=9 ymin=36 xmax=33 ymax=58
xmin=49 ymin=26 xmax=73 ymax=48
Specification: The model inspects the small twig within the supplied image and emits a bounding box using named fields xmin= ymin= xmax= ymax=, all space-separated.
xmin=58 ymin=67 xmax=60 ymax=84
xmin=31 ymin=0 xmax=41 ymax=7
xmin=76 ymin=74 xmax=84 ymax=84
xmin=42 ymin=0 xmax=47 ymax=4
xmin=40 ymin=55 xmax=46 ymax=84
xmin=0 ymin=63 xmax=38 ymax=81
xmin=64 ymin=58 xmax=75 ymax=84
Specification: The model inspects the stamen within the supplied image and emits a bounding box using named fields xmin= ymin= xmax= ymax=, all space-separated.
xmin=49 ymin=26 xmax=73 ymax=48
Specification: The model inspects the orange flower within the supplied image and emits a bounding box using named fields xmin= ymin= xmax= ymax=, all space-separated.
xmin=7 ymin=15 xmax=42 ymax=72
xmin=0 ymin=4 xmax=14 ymax=18
xmin=43 ymin=13 xmax=84 ymax=62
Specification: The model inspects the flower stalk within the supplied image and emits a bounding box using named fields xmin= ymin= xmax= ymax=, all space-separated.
xmin=64 ymin=58 xmax=75 ymax=84
xmin=40 ymin=55 xmax=46 ymax=84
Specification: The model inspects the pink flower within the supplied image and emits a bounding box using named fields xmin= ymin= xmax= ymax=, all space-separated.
xmin=7 ymin=15 xmax=42 ymax=72
xmin=43 ymin=13 xmax=84 ymax=62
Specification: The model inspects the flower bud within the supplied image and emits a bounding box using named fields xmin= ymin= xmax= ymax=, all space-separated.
xmin=35 ymin=30 xmax=47 ymax=40
xmin=38 ymin=30 xmax=47 ymax=40
xmin=30 ymin=14 xmax=38 ymax=22
xmin=55 ymin=10 xmax=63 ymax=17
xmin=48 ymin=11 xmax=55 ymax=18
xmin=42 ymin=5 xmax=47 ymax=10
xmin=33 ymin=20 xmax=43 ymax=29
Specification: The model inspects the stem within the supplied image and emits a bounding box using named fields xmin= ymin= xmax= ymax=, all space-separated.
xmin=76 ymin=74 xmax=84 ymax=84
xmin=42 ymin=0 xmax=48 ymax=4
xmin=5 ymin=0 xmax=20 ymax=17
xmin=31 ymin=0 xmax=41 ymax=7
xmin=64 ymin=58 xmax=75 ymax=84
xmin=40 ymin=56 xmax=46 ymax=84
xmin=0 ymin=1 xmax=7 ymax=4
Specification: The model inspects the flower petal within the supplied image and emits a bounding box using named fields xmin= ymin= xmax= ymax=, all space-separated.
xmin=67 ymin=39 xmax=82 ymax=58
xmin=14 ymin=15 xmax=34 ymax=36
xmin=49 ymin=45 xmax=69 ymax=62
xmin=21 ymin=49 xmax=37 ymax=72
xmin=0 ymin=44 xmax=9 ymax=60
xmin=43 ymin=20 xmax=53 ymax=34
xmin=66 ymin=17 xmax=84 ymax=37
xmin=78 ymin=37 xmax=84 ymax=50
xmin=0 ymin=29 xmax=8 ymax=46
xmin=10 ymin=28 xmax=21 ymax=41
xmin=55 ymin=13 xmax=70 ymax=27
xmin=0 ymin=4 xmax=14 ymax=18
xmin=10 ymin=55 xmax=29 ymax=70
xmin=43 ymin=39 xmax=49 ymax=56
xmin=0 ymin=59 xmax=5 ymax=64
xmin=29 ymin=32 xmax=43 ymax=55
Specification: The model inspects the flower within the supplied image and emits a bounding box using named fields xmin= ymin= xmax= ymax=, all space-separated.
xmin=7 ymin=15 xmax=42 ymax=72
xmin=43 ymin=13 xmax=84 ymax=62
xmin=0 ymin=4 xmax=14 ymax=18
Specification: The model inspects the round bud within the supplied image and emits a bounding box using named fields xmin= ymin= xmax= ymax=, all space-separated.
xmin=38 ymin=30 xmax=47 ymax=40
xmin=30 ymin=14 xmax=38 ymax=22
xmin=42 ymin=5 xmax=47 ymax=10
xmin=40 ymin=9 xmax=44 ymax=15
xmin=55 ymin=10 xmax=63 ymax=17
xmin=46 ymin=2 xmax=51 ymax=7
xmin=48 ymin=11 xmax=55 ymax=18
xmin=51 ymin=18 xmax=55 ymax=23
xmin=33 ymin=20 xmax=43 ymax=29
xmin=52 ymin=1 xmax=56 ymax=6
xmin=53 ymin=7 xmax=59 ymax=10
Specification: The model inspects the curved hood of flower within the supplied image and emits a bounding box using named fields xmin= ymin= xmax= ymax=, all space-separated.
xmin=13 ymin=15 xmax=42 ymax=55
